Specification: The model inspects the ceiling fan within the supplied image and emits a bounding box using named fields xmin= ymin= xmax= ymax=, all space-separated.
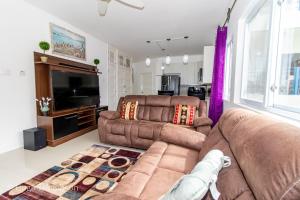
xmin=97 ymin=0 xmax=145 ymax=16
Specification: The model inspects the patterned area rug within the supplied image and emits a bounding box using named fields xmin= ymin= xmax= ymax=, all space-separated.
xmin=0 ymin=145 xmax=143 ymax=200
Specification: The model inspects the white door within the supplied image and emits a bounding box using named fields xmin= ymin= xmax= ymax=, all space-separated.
xmin=140 ymin=73 xmax=153 ymax=95
xmin=117 ymin=55 xmax=133 ymax=100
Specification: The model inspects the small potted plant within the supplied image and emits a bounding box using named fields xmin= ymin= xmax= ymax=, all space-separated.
xmin=94 ymin=58 xmax=100 ymax=67
xmin=36 ymin=97 xmax=52 ymax=116
xmin=39 ymin=41 xmax=50 ymax=63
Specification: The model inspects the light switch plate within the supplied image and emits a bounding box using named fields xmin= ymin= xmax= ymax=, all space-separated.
xmin=19 ymin=70 xmax=26 ymax=76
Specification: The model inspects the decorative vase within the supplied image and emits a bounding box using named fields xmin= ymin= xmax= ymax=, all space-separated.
xmin=41 ymin=56 xmax=48 ymax=63
xmin=42 ymin=111 xmax=48 ymax=116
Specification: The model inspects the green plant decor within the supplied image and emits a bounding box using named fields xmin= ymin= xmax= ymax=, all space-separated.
xmin=94 ymin=59 xmax=100 ymax=66
xmin=39 ymin=41 xmax=50 ymax=54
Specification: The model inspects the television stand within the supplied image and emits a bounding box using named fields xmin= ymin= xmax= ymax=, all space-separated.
xmin=37 ymin=107 xmax=97 ymax=147
xmin=34 ymin=52 xmax=99 ymax=147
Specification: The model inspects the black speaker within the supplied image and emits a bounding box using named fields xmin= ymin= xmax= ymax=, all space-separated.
xmin=23 ymin=128 xmax=47 ymax=151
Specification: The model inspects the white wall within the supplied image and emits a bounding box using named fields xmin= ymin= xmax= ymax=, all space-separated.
xmin=133 ymin=58 xmax=160 ymax=95
xmin=0 ymin=0 xmax=109 ymax=154
xmin=203 ymin=46 xmax=215 ymax=83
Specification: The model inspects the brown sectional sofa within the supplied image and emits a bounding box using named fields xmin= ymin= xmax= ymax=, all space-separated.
xmin=96 ymin=108 xmax=300 ymax=200
xmin=98 ymin=95 xmax=212 ymax=149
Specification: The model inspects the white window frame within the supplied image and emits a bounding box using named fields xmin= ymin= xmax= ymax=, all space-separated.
xmin=224 ymin=38 xmax=233 ymax=101
xmin=240 ymin=0 xmax=273 ymax=108
xmin=237 ymin=0 xmax=300 ymax=122
xmin=266 ymin=0 xmax=300 ymax=121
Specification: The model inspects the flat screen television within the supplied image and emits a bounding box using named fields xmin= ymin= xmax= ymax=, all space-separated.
xmin=51 ymin=70 xmax=100 ymax=111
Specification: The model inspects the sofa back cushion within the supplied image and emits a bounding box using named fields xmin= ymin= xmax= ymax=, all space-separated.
xmin=120 ymin=95 xmax=202 ymax=123
xmin=198 ymin=123 xmax=255 ymax=200
xmin=205 ymin=108 xmax=300 ymax=200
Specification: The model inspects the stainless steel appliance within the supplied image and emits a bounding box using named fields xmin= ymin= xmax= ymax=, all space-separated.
xmin=161 ymin=75 xmax=181 ymax=95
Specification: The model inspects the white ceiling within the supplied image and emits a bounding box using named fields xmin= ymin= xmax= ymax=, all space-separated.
xmin=26 ymin=0 xmax=230 ymax=61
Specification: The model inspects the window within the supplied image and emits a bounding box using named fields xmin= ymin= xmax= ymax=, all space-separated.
xmin=224 ymin=39 xmax=233 ymax=100
xmin=239 ymin=0 xmax=300 ymax=120
xmin=273 ymin=0 xmax=300 ymax=113
xmin=241 ymin=0 xmax=273 ymax=103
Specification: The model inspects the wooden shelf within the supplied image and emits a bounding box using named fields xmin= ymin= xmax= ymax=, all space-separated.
xmin=35 ymin=52 xmax=98 ymax=147
xmin=47 ymin=125 xmax=97 ymax=147
xmin=78 ymin=120 xmax=95 ymax=126
xmin=78 ymin=114 xmax=95 ymax=120
xmin=48 ymin=106 xmax=96 ymax=118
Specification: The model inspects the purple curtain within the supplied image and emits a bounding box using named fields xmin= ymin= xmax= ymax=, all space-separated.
xmin=208 ymin=26 xmax=228 ymax=126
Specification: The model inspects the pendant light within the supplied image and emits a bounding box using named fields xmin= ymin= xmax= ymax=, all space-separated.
xmin=183 ymin=54 xmax=189 ymax=65
xmin=166 ymin=56 xmax=171 ymax=65
xmin=145 ymin=40 xmax=151 ymax=67
xmin=183 ymin=36 xmax=189 ymax=65
xmin=145 ymin=57 xmax=151 ymax=66
xmin=165 ymin=38 xmax=172 ymax=65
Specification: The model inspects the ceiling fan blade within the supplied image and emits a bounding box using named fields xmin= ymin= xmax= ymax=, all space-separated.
xmin=115 ymin=0 xmax=144 ymax=10
xmin=97 ymin=0 xmax=110 ymax=16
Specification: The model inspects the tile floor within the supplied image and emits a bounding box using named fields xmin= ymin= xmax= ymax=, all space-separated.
xmin=0 ymin=130 xmax=138 ymax=194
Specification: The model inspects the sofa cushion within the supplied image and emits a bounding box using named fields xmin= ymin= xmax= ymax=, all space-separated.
xmin=107 ymin=119 xmax=131 ymax=136
xmin=104 ymin=119 xmax=139 ymax=147
xmin=113 ymin=171 xmax=151 ymax=198
xmin=144 ymin=141 xmax=168 ymax=156
xmin=158 ymin=144 xmax=199 ymax=174
xmin=146 ymin=95 xmax=172 ymax=107
xmin=94 ymin=193 xmax=141 ymax=200
xmin=100 ymin=111 xmax=120 ymax=120
xmin=113 ymin=141 xmax=168 ymax=198
xmin=149 ymin=106 xmax=164 ymax=122
xmin=160 ymin=124 xmax=206 ymax=151
xmin=173 ymin=104 xmax=196 ymax=126
xmin=218 ymin=109 xmax=300 ymax=200
xmin=199 ymin=125 xmax=255 ymax=200
xmin=124 ymin=95 xmax=146 ymax=105
xmin=113 ymin=141 xmax=191 ymax=200
xmin=120 ymin=101 xmax=139 ymax=120
xmin=137 ymin=121 xmax=162 ymax=140
xmin=170 ymin=96 xmax=200 ymax=107
xmin=100 ymin=95 xmax=209 ymax=150
xmin=161 ymin=150 xmax=231 ymax=200
xmin=139 ymin=168 xmax=184 ymax=200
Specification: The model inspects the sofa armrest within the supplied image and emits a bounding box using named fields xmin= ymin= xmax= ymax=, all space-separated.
xmin=92 ymin=193 xmax=140 ymax=200
xmin=160 ymin=124 xmax=206 ymax=151
xmin=100 ymin=111 xmax=120 ymax=120
xmin=194 ymin=117 xmax=213 ymax=127
xmin=193 ymin=117 xmax=213 ymax=136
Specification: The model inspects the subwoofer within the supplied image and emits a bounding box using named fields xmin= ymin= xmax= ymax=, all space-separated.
xmin=23 ymin=128 xmax=47 ymax=151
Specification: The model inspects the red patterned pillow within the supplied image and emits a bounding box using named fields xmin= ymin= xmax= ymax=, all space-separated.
xmin=120 ymin=101 xmax=138 ymax=120
xmin=173 ymin=104 xmax=196 ymax=126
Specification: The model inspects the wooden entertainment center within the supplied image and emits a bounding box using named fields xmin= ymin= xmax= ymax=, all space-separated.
xmin=34 ymin=52 xmax=100 ymax=147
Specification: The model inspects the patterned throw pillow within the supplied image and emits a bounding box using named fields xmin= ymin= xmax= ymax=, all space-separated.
xmin=120 ymin=101 xmax=139 ymax=120
xmin=173 ymin=104 xmax=196 ymax=126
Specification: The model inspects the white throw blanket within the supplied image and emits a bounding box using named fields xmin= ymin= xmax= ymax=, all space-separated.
xmin=160 ymin=150 xmax=231 ymax=200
